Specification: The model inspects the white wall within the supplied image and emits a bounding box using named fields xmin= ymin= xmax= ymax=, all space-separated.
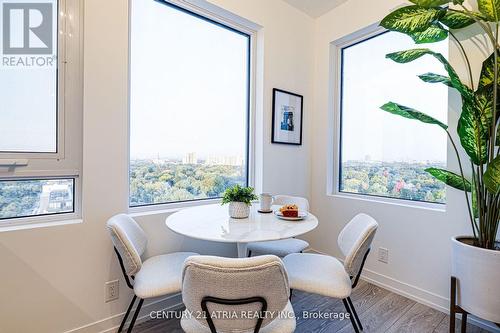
xmin=304 ymin=0 xmax=499 ymax=331
xmin=0 ymin=1 xmax=314 ymax=332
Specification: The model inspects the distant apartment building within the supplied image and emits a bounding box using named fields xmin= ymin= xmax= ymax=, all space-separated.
xmin=36 ymin=183 xmax=73 ymax=214
xmin=182 ymin=152 xmax=198 ymax=164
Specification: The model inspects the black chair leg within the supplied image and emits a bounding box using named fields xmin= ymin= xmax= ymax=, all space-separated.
xmin=461 ymin=313 xmax=467 ymax=333
xmin=118 ymin=295 xmax=137 ymax=333
xmin=342 ymin=298 xmax=360 ymax=333
xmin=127 ymin=298 xmax=144 ymax=333
xmin=347 ymin=297 xmax=363 ymax=331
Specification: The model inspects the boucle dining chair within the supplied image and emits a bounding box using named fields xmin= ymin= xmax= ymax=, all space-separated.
xmin=180 ymin=255 xmax=296 ymax=333
xmin=283 ymin=213 xmax=378 ymax=333
xmin=107 ymin=214 xmax=198 ymax=333
xmin=247 ymin=195 xmax=310 ymax=257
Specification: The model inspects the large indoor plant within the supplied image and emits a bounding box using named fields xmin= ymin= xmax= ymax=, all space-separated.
xmin=380 ymin=0 xmax=499 ymax=324
xmin=222 ymin=185 xmax=258 ymax=219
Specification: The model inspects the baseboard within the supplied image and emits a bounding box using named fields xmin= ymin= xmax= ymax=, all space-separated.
xmin=306 ymin=247 xmax=500 ymax=333
xmin=63 ymin=293 xmax=183 ymax=333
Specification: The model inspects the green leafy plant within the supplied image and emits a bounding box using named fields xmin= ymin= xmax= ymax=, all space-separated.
xmin=380 ymin=0 xmax=500 ymax=250
xmin=221 ymin=185 xmax=258 ymax=206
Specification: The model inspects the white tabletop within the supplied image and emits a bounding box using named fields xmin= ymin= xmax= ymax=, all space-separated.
xmin=165 ymin=203 xmax=318 ymax=257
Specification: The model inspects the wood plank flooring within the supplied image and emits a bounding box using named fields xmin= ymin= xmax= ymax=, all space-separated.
xmin=134 ymin=280 xmax=489 ymax=333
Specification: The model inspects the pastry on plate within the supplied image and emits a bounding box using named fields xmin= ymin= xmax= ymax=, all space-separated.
xmin=279 ymin=204 xmax=299 ymax=218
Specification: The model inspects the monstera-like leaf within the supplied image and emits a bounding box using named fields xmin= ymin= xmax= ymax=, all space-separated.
xmin=425 ymin=168 xmax=472 ymax=191
xmin=387 ymin=49 xmax=474 ymax=102
xmin=380 ymin=102 xmax=448 ymax=129
xmin=475 ymin=85 xmax=500 ymax=145
xmin=409 ymin=24 xmax=448 ymax=43
xmin=386 ymin=48 xmax=432 ymax=62
xmin=380 ymin=6 xmax=444 ymax=33
xmin=470 ymin=177 xmax=479 ymax=218
xmin=457 ymin=99 xmax=488 ymax=165
xmin=475 ymin=86 xmax=495 ymax=130
xmin=497 ymin=124 xmax=500 ymax=145
xmin=409 ymin=0 xmax=450 ymax=7
xmin=478 ymin=0 xmax=500 ymax=21
xmin=478 ymin=51 xmax=500 ymax=88
xmin=419 ymin=72 xmax=453 ymax=86
xmin=439 ymin=11 xmax=475 ymax=28
xmin=484 ymin=155 xmax=500 ymax=193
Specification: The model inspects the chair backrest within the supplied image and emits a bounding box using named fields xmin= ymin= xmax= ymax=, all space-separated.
xmin=182 ymin=255 xmax=290 ymax=332
xmin=273 ymin=195 xmax=309 ymax=211
xmin=338 ymin=213 xmax=378 ymax=278
xmin=106 ymin=214 xmax=148 ymax=276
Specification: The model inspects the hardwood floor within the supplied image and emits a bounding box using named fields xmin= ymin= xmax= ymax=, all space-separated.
xmin=134 ymin=280 xmax=488 ymax=333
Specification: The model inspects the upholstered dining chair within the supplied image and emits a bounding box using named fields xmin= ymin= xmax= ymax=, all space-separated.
xmin=246 ymin=195 xmax=310 ymax=257
xmin=283 ymin=213 xmax=378 ymax=333
xmin=107 ymin=214 xmax=198 ymax=333
xmin=180 ymin=255 xmax=296 ymax=333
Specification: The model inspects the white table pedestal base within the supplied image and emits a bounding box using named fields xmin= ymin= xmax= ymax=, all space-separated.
xmin=237 ymin=242 xmax=248 ymax=258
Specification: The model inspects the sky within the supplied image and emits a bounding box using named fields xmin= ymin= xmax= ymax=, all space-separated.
xmin=341 ymin=31 xmax=449 ymax=163
xmin=130 ymin=0 xmax=249 ymax=160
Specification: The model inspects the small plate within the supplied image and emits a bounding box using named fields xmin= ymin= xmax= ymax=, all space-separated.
xmin=274 ymin=210 xmax=308 ymax=221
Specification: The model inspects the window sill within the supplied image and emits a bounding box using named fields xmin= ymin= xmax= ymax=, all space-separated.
xmin=128 ymin=198 xmax=223 ymax=217
xmin=0 ymin=218 xmax=83 ymax=233
xmin=328 ymin=192 xmax=446 ymax=212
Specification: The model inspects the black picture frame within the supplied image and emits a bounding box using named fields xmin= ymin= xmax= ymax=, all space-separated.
xmin=271 ymin=88 xmax=303 ymax=145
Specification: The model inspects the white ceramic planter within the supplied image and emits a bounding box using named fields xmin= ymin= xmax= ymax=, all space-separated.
xmin=228 ymin=202 xmax=250 ymax=219
xmin=451 ymin=236 xmax=500 ymax=324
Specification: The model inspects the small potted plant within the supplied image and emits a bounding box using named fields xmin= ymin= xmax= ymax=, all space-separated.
xmin=222 ymin=185 xmax=258 ymax=219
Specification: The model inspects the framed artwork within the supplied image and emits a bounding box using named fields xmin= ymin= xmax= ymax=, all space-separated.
xmin=272 ymin=88 xmax=303 ymax=145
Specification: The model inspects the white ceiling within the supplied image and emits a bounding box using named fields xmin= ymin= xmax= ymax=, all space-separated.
xmin=283 ymin=0 xmax=348 ymax=18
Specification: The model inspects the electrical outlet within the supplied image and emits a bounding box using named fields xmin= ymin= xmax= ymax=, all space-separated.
xmin=378 ymin=247 xmax=389 ymax=264
xmin=105 ymin=280 xmax=119 ymax=303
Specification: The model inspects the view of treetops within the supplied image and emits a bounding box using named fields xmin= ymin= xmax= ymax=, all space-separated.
xmin=129 ymin=156 xmax=247 ymax=206
xmin=340 ymin=161 xmax=446 ymax=204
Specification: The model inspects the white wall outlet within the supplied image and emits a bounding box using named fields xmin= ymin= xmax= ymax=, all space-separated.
xmin=105 ymin=280 xmax=119 ymax=303
xmin=378 ymin=247 xmax=389 ymax=264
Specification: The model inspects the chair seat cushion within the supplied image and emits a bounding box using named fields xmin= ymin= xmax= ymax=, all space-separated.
xmin=247 ymin=239 xmax=309 ymax=257
xmin=180 ymin=301 xmax=296 ymax=333
xmin=283 ymin=253 xmax=352 ymax=299
xmin=134 ymin=252 xmax=198 ymax=299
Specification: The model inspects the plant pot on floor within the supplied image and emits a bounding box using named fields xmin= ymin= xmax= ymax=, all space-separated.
xmin=228 ymin=202 xmax=250 ymax=219
xmin=452 ymin=236 xmax=500 ymax=324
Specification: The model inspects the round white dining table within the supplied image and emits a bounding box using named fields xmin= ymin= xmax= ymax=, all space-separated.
xmin=165 ymin=203 xmax=318 ymax=258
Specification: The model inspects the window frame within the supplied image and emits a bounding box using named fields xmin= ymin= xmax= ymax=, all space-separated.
xmin=0 ymin=0 xmax=63 ymax=159
xmin=127 ymin=0 xmax=258 ymax=212
xmin=328 ymin=23 xmax=448 ymax=210
xmin=0 ymin=0 xmax=84 ymax=228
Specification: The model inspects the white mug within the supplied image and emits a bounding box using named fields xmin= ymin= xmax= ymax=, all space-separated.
xmin=260 ymin=193 xmax=273 ymax=212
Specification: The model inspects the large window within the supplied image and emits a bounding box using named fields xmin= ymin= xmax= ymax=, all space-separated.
xmin=338 ymin=30 xmax=448 ymax=204
xmin=0 ymin=0 xmax=82 ymax=223
xmin=129 ymin=0 xmax=251 ymax=207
